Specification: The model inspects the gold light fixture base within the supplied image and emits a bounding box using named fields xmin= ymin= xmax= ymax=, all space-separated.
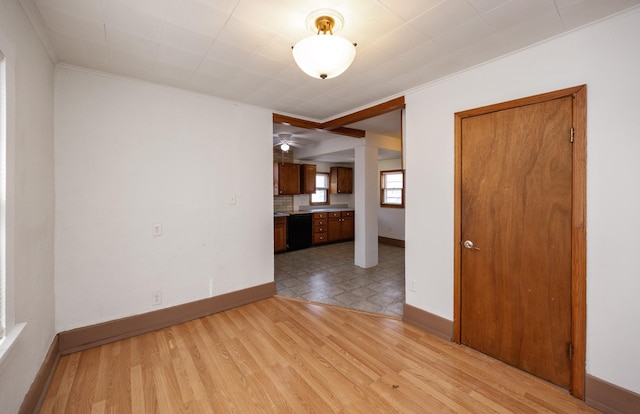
xmin=315 ymin=16 xmax=335 ymax=34
xmin=305 ymin=9 xmax=344 ymax=34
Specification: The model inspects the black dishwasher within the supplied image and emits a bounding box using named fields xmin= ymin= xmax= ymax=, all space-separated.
xmin=287 ymin=214 xmax=312 ymax=251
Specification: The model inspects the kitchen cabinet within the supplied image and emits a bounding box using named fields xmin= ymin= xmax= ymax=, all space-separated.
xmin=300 ymin=164 xmax=317 ymax=194
xmin=328 ymin=211 xmax=354 ymax=242
xmin=274 ymin=162 xmax=300 ymax=195
xmin=312 ymin=212 xmax=328 ymax=244
xmin=330 ymin=167 xmax=353 ymax=194
xmin=274 ymin=216 xmax=287 ymax=253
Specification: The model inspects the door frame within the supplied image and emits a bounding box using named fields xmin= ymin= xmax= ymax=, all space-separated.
xmin=453 ymin=85 xmax=587 ymax=399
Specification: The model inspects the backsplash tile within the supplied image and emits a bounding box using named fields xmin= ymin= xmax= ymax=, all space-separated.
xmin=274 ymin=195 xmax=293 ymax=212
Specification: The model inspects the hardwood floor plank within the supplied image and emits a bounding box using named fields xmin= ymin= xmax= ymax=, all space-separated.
xmin=130 ymin=364 xmax=145 ymax=413
xmin=39 ymin=297 xmax=600 ymax=413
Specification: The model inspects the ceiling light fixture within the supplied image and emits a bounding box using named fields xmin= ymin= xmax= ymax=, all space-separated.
xmin=279 ymin=133 xmax=291 ymax=152
xmin=292 ymin=9 xmax=357 ymax=80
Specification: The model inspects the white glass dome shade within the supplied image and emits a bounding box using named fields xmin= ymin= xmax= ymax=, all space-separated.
xmin=292 ymin=10 xmax=357 ymax=80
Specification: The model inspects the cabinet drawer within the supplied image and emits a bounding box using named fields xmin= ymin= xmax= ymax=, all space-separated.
xmin=342 ymin=211 xmax=353 ymax=217
xmin=314 ymin=226 xmax=326 ymax=233
xmin=328 ymin=211 xmax=341 ymax=218
xmin=313 ymin=232 xmax=328 ymax=244
xmin=313 ymin=212 xmax=327 ymax=219
xmin=313 ymin=219 xmax=326 ymax=227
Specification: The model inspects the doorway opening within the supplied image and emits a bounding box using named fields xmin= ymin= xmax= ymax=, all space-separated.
xmin=273 ymin=99 xmax=406 ymax=317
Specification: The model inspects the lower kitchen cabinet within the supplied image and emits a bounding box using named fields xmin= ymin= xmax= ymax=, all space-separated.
xmin=278 ymin=210 xmax=353 ymax=251
xmin=328 ymin=211 xmax=354 ymax=242
xmin=341 ymin=211 xmax=354 ymax=239
xmin=312 ymin=212 xmax=328 ymax=244
xmin=274 ymin=216 xmax=287 ymax=253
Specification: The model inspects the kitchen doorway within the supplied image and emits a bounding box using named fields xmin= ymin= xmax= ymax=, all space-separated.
xmin=273 ymin=99 xmax=406 ymax=317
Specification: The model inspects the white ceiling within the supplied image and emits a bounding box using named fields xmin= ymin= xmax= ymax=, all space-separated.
xmin=21 ymin=0 xmax=640 ymax=160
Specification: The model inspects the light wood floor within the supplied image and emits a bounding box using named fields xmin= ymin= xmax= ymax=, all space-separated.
xmin=40 ymin=297 xmax=600 ymax=413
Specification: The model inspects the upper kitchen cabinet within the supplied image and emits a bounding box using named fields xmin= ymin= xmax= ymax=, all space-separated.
xmin=274 ymin=162 xmax=300 ymax=195
xmin=330 ymin=167 xmax=353 ymax=194
xmin=300 ymin=164 xmax=317 ymax=194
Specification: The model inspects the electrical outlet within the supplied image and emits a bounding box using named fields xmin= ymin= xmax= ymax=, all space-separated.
xmin=152 ymin=290 xmax=162 ymax=306
xmin=228 ymin=193 xmax=237 ymax=205
xmin=409 ymin=280 xmax=416 ymax=292
xmin=152 ymin=223 xmax=162 ymax=237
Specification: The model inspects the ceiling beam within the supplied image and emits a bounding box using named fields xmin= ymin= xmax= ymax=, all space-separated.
xmin=322 ymin=96 xmax=406 ymax=131
xmin=273 ymin=114 xmax=322 ymax=130
xmin=273 ymin=96 xmax=405 ymax=139
xmin=273 ymin=114 xmax=366 ymax=138
xmin=329 ymin=127 xmax=367 ymax=138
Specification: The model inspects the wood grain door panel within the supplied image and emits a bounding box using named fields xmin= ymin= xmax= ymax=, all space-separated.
xmin=460 ymin=97 xmax=573 ymax=388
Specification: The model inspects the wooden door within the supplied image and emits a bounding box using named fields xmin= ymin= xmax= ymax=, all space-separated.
xmin=460 ymin=96 xmax=574 ymax=388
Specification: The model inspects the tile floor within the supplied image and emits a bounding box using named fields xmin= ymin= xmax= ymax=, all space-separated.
xmin=274 ymin=241 xmax=405 ymax=317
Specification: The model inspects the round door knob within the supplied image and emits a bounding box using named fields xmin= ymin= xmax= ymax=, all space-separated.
xmin=463 ymin=240 xmax=480 ymax=250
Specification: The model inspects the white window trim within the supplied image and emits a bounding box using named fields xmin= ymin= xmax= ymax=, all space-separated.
xmin=380 ymin=169 xmax=405 ymax=208
xmin=0 ymin=49 xmax=5 ymax=341
xmin=0 ymin=323 xmax=25 ymax=365
xmin=0 ymin=37 xmax=22 ymax=360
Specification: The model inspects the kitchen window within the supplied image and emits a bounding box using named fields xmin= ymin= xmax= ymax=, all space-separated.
xmin=380 ymin=170 xmax=404 ymax=208
xmin=310 ymin=173 xmax=330 ymax=205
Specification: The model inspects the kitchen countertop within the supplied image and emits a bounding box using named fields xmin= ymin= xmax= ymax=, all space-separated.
xmin=274 ymin=207 xmax=354 ymax=217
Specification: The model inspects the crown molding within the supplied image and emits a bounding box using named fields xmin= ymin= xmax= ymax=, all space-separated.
xmin=18 ymin=0 xmax=58 ymax=64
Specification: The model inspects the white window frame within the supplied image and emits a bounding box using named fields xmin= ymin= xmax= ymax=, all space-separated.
xmin=380 ymin=169 xmax=405 ymax=208
xmin=0 ymin=43 xmax=23 ymax=361
xmin=310 ymin=172 xmax=330 ymax=205
xmin=0 ymin=49 xmax=6 ymax=342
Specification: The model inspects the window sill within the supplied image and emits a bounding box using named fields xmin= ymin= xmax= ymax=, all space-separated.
xmin=0 ymin=322 xmax=27 ymax=366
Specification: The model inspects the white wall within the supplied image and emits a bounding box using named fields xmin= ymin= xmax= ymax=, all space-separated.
xmin=55 ymin=67 xmax=274 ymax=332
xmin=378 ymin=158 xmax=405 ymax=241
xmin=404 ymin=7 xmax=640 ymax=394
xmin=0 ymin=1 xmax=56 ymax=412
